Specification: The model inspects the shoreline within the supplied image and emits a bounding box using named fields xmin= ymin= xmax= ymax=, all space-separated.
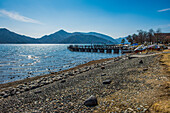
xmin=0 ymin=51 xmax=169 ymax=112
xmin=0 ymin=54 xmax=128 ymax=90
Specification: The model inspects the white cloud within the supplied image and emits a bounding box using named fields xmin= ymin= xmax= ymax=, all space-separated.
xmin=0 ymin=9 xmax=42 ymax=24
xmin=158 ymin=8 xmax=170 ymax=12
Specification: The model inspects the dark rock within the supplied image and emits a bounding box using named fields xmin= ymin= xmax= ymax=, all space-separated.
xmin=69 ymin=73 xmax=74 ymax=76
xmin=101 ymin=73 xmax=106 ymax=76
xmin=128 ymin=56 xmax=133 ymax=59
xmin=84 ymin=95 xmax=98 ymax=106
xmin=139 ymin=60 xmax=143 ymax=64
xmin=103 ymin=79 xmax=112 ymax=84
xmin=17 ymin=84 xmax=24 ymax=89
xmin=0 ymin=92 xmax=6 ymax=97
xmin=60 ymin=79 xmax=66 ymax=83
xmin=30 ymin=85 xmax=38 ymax=90
xmin=143 ymin=68 xmax=148 ymax=71
xmin=57 ymin=77 xmax=62 ymax=80
xmin=24 ymin=87 xmax=30 ymax=91
xmin=34 ymin=91 xmax=42 ymax=94
xmin=50 ymin=72 xmax=55 ymax=74
xmin=101 ymin=66 xmax=105 ymax=69
xmin=3 ymin=94 xmax=8 ymax=98
xmin=41 ymin=81 xmax=47 ymax=85
xmin=0 ymin=92 xmax=4 ymax=96
xmin=10 ymin=88 xmax=17 ymax=95
xmin=63 ymin=75 xmax=68 ymax=79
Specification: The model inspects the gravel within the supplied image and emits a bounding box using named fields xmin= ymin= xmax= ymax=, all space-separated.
xmin=0 ymin=54 xmax=168 ymax=112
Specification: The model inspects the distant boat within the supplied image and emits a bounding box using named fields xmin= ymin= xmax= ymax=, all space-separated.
xmin=134 ymin=45 xmax=148 ymax=53
xmin=148 ymin=44 xmax=160 ymax=50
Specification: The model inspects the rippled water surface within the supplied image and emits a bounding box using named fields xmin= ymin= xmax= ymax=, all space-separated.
xmin=0 ymin=44 xmax=122 ymax=84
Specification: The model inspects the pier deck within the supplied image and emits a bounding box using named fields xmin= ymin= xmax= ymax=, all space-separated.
xmin=68 ymin=45 xmax=133 ymax=54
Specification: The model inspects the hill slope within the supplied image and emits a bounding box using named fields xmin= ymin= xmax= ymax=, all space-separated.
xmin=86 ymin=32 xmax=118 ymax=44
xmin=60 ymin=34 xmax=114 ymax=44
xmin=0 ymin=28 xmax=37 ymax=44
xmin=37 ymin=30 xmax=71 ymax=43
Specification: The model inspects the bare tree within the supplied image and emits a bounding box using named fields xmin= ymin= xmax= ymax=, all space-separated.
xmin=132 ymin=34 xmax=138 ymax=43
xmin=156 ymin=28 xmax=161 ymax=44
xmin=126 ymin=35 xmax=133 ymax=44
xmin=137 ymin=30 xmax=145 ymax=44
xmin=128 ymin=28 xmax=162 ymax=44
xmin=148 ymin=29 xmax=155 ymax=44
xmin=121 ymin=38 xmax=125 ymax=45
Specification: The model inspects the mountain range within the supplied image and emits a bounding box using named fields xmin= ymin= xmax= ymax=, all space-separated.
xmin=0 ymin=28 xmax=127 ymax=44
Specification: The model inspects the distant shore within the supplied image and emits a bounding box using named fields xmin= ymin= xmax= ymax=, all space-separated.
xmin=0 ymin=51 xmax=169 ymax=112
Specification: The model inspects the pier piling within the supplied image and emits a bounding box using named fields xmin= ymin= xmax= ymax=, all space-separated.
xmin=67 ymin=44 xmax=128 ymax=54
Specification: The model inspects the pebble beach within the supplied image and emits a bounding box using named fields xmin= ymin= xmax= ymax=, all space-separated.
xmin=0 ymin=52 xmax=169 ymax=112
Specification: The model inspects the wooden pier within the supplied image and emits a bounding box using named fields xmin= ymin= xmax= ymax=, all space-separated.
xmin=67 ymin=45 xmax=132 ymax=54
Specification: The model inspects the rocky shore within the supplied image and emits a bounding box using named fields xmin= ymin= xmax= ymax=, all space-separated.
xmin=0 ymin=53 xmax=169 ymax=112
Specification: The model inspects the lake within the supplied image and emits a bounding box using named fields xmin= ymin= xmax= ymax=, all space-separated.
xmin=0 ymin=44 xmax=122 ymax=84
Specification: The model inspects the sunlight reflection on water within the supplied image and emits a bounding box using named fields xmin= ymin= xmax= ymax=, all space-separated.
xmin=0 ymin=44 xmax=122 ymax=84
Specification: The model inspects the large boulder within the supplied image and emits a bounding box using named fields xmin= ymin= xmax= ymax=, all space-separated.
xmin=139 ymin=60 xmax=143 ymax=64
xmin=84 ymin=95 xmax=98 ymax=106
xmin=101 ymin=66 xmax=105 ymax=69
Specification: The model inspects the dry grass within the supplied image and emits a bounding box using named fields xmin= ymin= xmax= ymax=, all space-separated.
xmin=141 ymin=49 xmax=163 ymax=54
xmin=160 ymin=50 xmax=170 ymax=73
xmin=150 ymin=49 xmax=170 ymax=113
xmin=96 ymin=67 xmax=166 ymax=112
xmin=151 ymin=100 xmax=170 ymax=113
xmin=95 ymin=50 xmax=170 ymax=112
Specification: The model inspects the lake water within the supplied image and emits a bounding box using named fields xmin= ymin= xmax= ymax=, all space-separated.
xmin=0 ymin=44 xmax=122 ymax=84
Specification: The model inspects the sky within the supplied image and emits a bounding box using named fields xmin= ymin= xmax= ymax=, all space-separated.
xmin=0 ymin=0 xmax=170 ymax=38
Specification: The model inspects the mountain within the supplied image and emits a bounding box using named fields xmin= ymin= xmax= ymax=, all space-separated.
xmin=0 ymin=28 xmax=119 ymax=44
xmin=115 ymin=37 xmax=130 ymax=44
xmin=37 ymin=29 xmax=71 ymax=43
xmin=0 ymin=28 xmax=37 ymax=44
xmin=60 ymin=34 xmax=114 ymax=44
xmin=86 ymin=32 xmax=118 ymax=44
xmin=38 ymin=30 xmax=117 ymax=44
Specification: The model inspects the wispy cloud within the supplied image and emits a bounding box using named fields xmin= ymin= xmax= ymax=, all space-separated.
xmin=158 ymin=8 xmax=170 ymax=12
xmin=157 ymin=24 xmax=170 ymax=28
xmin=0 ymin=9 xmax=42 ymax=24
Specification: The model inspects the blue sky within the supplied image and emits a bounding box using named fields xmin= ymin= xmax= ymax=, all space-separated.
xmin=0 ymin=0 xmax=170 ymax=38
